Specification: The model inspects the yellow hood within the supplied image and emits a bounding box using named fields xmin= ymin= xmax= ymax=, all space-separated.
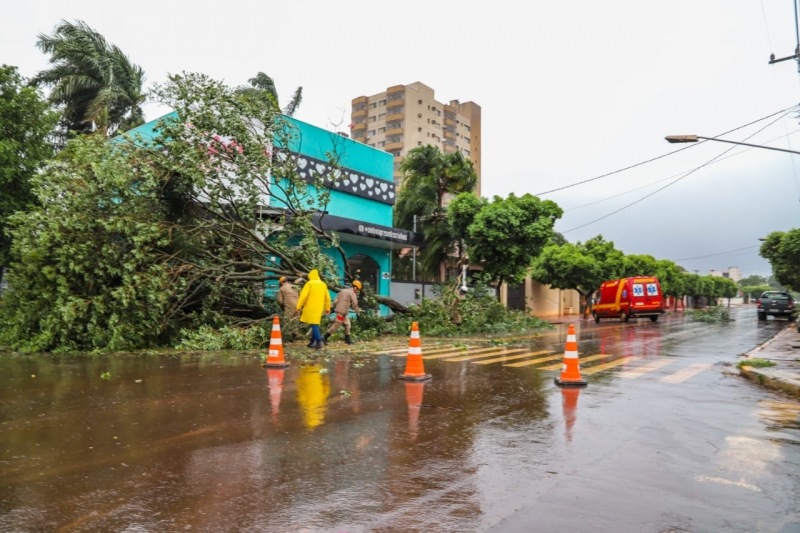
xmin=308 ymin=269 xmax=320 ymax=282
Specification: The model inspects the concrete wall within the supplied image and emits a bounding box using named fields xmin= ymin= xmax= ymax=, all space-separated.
xmin=390 ymin=281 xmax=439 ymax=308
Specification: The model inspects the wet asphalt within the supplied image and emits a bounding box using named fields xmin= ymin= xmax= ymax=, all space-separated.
xmin=1 ymin=307 xmax=799 ymax=532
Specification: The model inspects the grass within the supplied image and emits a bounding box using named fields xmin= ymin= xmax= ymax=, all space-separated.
xmin=737 ymin=358 xmax=777 ymax=369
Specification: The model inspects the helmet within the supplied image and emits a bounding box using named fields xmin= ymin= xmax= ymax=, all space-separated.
xmin=279 ymin=276 xmax=286 ymax=284
xmin=352 ymin=280 xmax=363 ymax=291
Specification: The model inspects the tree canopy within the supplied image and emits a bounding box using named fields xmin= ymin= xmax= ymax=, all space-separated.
xmin=0 ymin=65 xmax=58 ymax=279
xmin=235 ymin=72 xmax=303 ymax=117
xmin=31 ymin=19 xmax=145 ymax=138
xmin=759 ymin=229 xmax=800 ymax=292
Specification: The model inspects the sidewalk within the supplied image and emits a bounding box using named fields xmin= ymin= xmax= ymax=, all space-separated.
xmin=739 ymin=324 xmax=800 ymax=398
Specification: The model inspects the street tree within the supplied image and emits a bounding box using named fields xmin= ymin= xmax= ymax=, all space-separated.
xmin=31 ymin=20 xmax=145 ymax=138
xmin=0 ymin=65 xmax=58 ymax=285
xmin=235 ymin=72 xmax=303 ymax=117
xmin=451 ymin=192 xmax=562 ymax=295
xmin=393 ymin=146 xmax=478 ymax=280
xmin=740 ymin=285 xmax=773 ymax=300
xmin=759 ymin=229 xmax=800 ymax=292
xmin=531 ymin=235 xmax=624 ymax=318
xmin=738 ymin=274 xmax=768 ymax=287
xmin=0 ymin=72 xmax=404 ymax=352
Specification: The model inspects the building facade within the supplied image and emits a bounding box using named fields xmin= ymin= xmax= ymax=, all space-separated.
xmin=124 ymin=113 xmax=421 ymax=314
xmin=350 ymin=82 xmax=481 ymax=191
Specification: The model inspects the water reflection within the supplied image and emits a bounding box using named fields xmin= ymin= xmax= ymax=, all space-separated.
xmin=404 ymin=381 xmax=425 ymax=441
xmin=561 ymin=387 xmax=581 ymax=443
xmin=266 ymin=368 xmax=285 ymax=424
xmin=295 ymin=365 xmax=330 ymax=430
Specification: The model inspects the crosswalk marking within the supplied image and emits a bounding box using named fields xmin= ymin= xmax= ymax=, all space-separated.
xmin=618 ymin=358 xmax=675 ymax=379
xmin=423 ymin=346 xmax=508 ymax=360
xmin=386 ymin=345 xmax=471 ymax=356
xmin=504 ymin=353 xmax=567 ymax=368
xmin=538 ymin=353 xmax=612 ymax=371
xmin=475 ymin=350 xmax=553 ymax=365
xmin=659 ymin=363 xmax=713 ymax=384
xmin=445 ymin=348 xmax=531 ymax=362
xmin=582 ymin=356 xmax=642 ymax=375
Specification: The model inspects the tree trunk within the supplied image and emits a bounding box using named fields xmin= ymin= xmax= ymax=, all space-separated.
xmin=582 ymin=291 xmax=592 ymax=319
xmin=376 ymin=294 xmax=408 ymax=314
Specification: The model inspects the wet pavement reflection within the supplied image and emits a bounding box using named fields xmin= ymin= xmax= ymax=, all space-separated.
xmin=0 ymin=308 xmax=798 ymax=532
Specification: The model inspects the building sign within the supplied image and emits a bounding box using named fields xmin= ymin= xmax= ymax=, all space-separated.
xmin=311 ymin=214 xmax=424 ymax=247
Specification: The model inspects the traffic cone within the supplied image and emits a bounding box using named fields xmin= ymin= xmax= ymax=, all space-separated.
xmin=267 ymin=368 xmax=285 ymax=424
xmin=262 ymin=315 xmax=290 ymax=368
xmin=405 ymin=381 xmax=425 ymax=440
xmin=398 ymin=322 xmax=431 ymax=381
xmin=555 ymin=324 xmax=587 ymax=387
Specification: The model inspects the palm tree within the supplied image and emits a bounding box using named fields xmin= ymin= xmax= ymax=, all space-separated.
xmin=235 ymin=72 xmax=303 ymax=117
xmin=31 ymin=20 xmax=145 ymax=137
xmin=393 ymin=145 xmax=478 ymax=281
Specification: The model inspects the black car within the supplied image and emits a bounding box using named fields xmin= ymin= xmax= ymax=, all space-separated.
xmin=756 ymin=291 xmax=794 ymax=321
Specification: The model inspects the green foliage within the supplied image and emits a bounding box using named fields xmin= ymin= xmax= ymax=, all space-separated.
xmin=739 ymin=275 xmax=768 ymax=287
xmin=348 ymin=283 xmax=387 ymax=340
xmin=235 ymin=72 xmax=303 ymax=117
xmin=737 ymin=358 xmax=776 ymax=369
xmin=532 ymin=235 xmax=624 ymax=297
xmin=687 ymin=306 xmax=731 ymax=323
xmin=390 ymin=281 xmax=554 ymax=337
xmin=0 ymin=65 xmax=58 ymax=272
xmin=455 ymin=193 xmax=563 ymax=288
xmin=176 ymin=323 xmax=273 ymax=351
xmin=393 ymin=146 xmax=478 ymax=279
xmin=760 ymin=229 xmax=800 ymax=293
xmin=32 ymin=20 xmax=145 ymax=137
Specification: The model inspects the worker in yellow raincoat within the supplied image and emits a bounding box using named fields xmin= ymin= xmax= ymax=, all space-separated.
xmin=296 ymin=269 xmax=331 ymax=349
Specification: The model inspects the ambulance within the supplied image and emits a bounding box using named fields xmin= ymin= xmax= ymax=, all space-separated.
xmin=592 ymin=276 xmax=665 ymax=323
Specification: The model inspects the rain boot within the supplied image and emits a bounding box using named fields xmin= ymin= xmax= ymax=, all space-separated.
xmin=314 ymin=340 xmax=323 ymax=349
xmin=307 ymin=336 xmax=315 ymax=348
xmin=344 ymin=335 xmax=354 ymax=345
xmin=322 ymin=333 xmax=330 ymax=346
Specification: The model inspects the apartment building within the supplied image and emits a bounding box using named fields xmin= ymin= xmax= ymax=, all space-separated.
xmin=350 ymin=82 xmax=481 ymax=193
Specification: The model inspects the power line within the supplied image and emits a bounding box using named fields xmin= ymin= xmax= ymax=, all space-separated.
xmin=674 ymin=245 xmax=760 ymax=262
xmin=565 ymin=128 xmax=800 ymax=212
xmin=561 ymin=107 xmax=796 ymax=234
xmin=536 ymin=105 xmax=798 ymax=197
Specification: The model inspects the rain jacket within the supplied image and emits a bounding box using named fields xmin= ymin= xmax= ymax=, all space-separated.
xmin=296 ymin=269 xmax=331 ymax=325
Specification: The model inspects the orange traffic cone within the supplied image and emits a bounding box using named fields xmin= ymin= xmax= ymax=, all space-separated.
xmin=405 ymin=381 xmax=425 ymax=440
xmin=267 ymin=367 xmax=285 ymax=424
xmin=398 ymin=322 xmax=431 ymax=381
xmin=555 ymin=324 xmax=587 ymax=387
xmin=262 ymin=316 xmax=290 ymax=368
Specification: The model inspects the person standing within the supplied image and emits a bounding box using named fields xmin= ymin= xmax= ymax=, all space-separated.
xmin=323 ymin=280 xmax=362 ymax=345
xmin=276 ymin=277 xmax=300 ymax=317
xmin=296 ymin=269 xmax=331 ymax=349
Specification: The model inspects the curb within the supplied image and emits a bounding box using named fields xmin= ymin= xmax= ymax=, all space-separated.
xmin=739 ymin=365 xmax=800 ymax=398
xmin=739 ymin=324 xmax=799 ymax=398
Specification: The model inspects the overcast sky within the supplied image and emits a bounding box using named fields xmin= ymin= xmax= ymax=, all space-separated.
xmin=3 ymin=0 xmax=799 ymax=278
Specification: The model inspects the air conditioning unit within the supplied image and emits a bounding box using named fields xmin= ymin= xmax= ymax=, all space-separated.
xmin=418 ymin=113 xmax=422 ymax=118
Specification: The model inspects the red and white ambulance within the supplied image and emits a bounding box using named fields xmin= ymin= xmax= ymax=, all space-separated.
xmin=592 ymin=276 xmax=665 ymax=323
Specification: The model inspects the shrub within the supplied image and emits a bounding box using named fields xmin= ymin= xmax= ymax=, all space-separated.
xmin=737 ymin=358 xmax=776 ymax=369
xmin=687 ymin=306 xmax=731 ymax=323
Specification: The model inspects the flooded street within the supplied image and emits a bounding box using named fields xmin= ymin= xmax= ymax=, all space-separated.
xmin=2 ymin=308 xmax=799 ymax=532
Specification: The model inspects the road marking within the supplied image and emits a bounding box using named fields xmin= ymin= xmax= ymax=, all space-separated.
xmin=660 ymin=363 xmax=713 ymax=383
xmin=582 ymin=356 xmax=642 ymax=375
xmin=538 ymin=353 xmax=610 ymax=371
xmin=504 ymin=353 xmax=569 ymax=368
xmin=695 ymin=475 xmax=761 ymax=492
xmin=445 ymin=348 xmax=531 ymax=362
xmin=618 ymin=358 xmax=675 ymax=379
xmin=423 ymin=346 xmax=508 ymax=360
xmin=474 ymin=350 xmax=554 ymax=365
xmin=387 ymin=345 xmax=475 ymax=356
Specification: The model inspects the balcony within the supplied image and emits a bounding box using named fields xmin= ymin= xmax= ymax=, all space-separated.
xmin=444 ymin=131 xmax=457 ymax=141
xmin=352 ymin=102 xmax=367 ymax=112
xmin=385 ymin=127 xmax=403 ymax=137
xmin=386 ymin=112 xmax=404 ymax=122
xmin=387 ymin=85 xmax=405 ymax=95
xmin=385 ymin=141 xmax=403 ymax=151
xmin=351 ymin=108 xmax=367 ymax=119
xmin=444 ymin=117 xmax=456 ymax=127
xmin=443 ymin=144 xmax=456 ymax=153
xmin=352 ymin=96 xmax=368 ymax=105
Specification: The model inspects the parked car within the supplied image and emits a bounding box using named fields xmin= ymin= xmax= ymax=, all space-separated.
xmin=756 ymin=291 xmax=794 ymax=321
xmin=593 ymin=276 xmax=665 ymax=323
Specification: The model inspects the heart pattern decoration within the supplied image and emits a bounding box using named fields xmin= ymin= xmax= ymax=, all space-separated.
xmin=285 ymin=151 xmax=396 ymax=205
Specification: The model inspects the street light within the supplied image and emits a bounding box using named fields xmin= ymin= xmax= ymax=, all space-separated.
xmin=664 ymin=135 xmax=800 ymax=156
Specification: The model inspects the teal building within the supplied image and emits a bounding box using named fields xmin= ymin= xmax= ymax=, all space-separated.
xmin=125 ymin=113 xmax=420 ymax=310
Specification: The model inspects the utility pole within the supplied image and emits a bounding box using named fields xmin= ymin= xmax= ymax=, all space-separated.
xmin=412 ymin=215 xmax=417 ymax=282
xmin=767 ymin=0 xmax=800 ymax=72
